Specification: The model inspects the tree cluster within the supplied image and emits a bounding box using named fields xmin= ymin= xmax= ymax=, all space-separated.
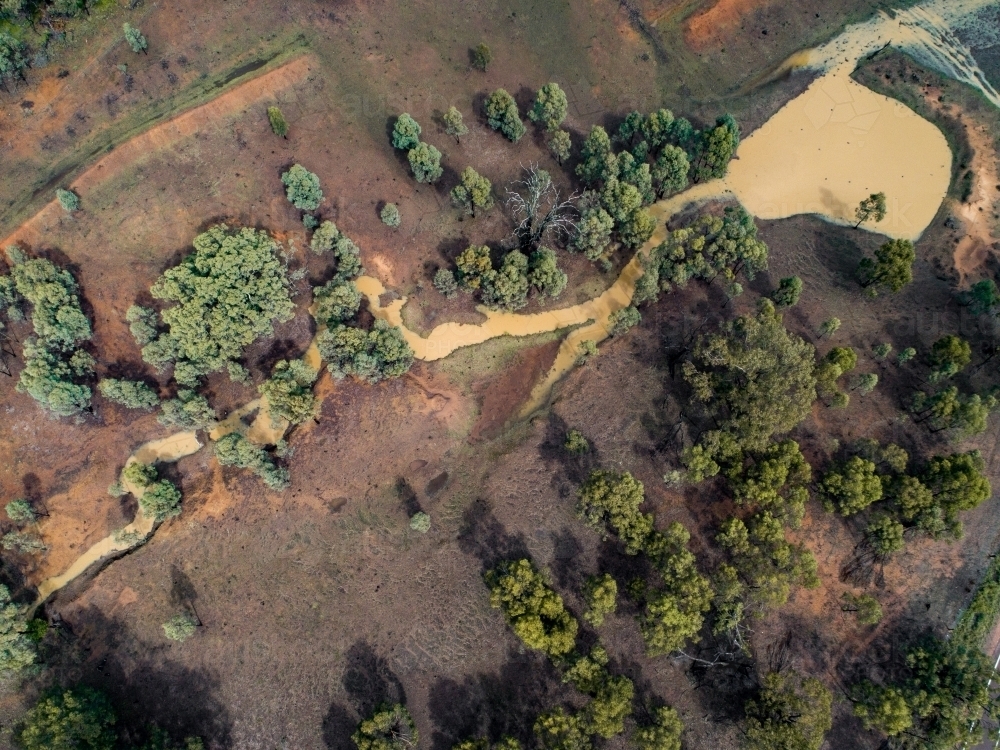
xmin=258 ymin=359 xmax=318 ymax=425
xmin=139 ymin=225 xmax=294 ymax=386
xmin=644 ymin=206 xmax=768 ymax=301
xmin=577 ymin=470 xmax=712 ymax=656
xmin=281 ymin=164 xmax=323 ymax=211
xmin=484 ymin=89 xmax=525 ymax=143
xmin=121 ymin=461 xmax=183 ymax=521
xmin=352 ymin=704 xmax=418 ymax=750
xmin=391 ymin=114 xmax=443 ymax=183
xmin=851 ymin=635 xmax=1000 ymax=749
xmin=744 ymin=670 xmax=833 ymax=750
xmin=98 ymin=378 xmax=159 ymax=410
xmin=2 ymin=249 xmax=94 ymax=416
xmin=316 ymin=319 xmax=413 ymax=383
xmin=452 ymin=243 xmax=567 ymax=311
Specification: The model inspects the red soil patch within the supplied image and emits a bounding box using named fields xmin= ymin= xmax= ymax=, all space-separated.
xmin=685 ymin=0 xmax=776 ymax=51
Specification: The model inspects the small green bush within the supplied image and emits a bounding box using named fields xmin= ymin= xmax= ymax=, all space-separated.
xmin=215 ymin=432 xmax=289 ymax=490
xmin=123 ymin=23 xmax=148 ymax=54
xmin=583 ymin=573 xmax=617 ymax=627
xmin=267 ymin=106 xmax=288 ymax=137
xmin=158 ymin=389 xmax=217 ymax=430
xmin=352 ymin=704 xmax=418 ymax=750
xmin=608 ymin=306 xmax=641 ymax=336
xmin=409 ymin=511 xmax=431 ymax=533
xmin=5 ymin=499 xmax=36 ymax=525
xmin=433 ymin=268 xmax=458 ymax=299
xmin=98 ymin=378 xmax=159 ymax=410
xmin=380 ymin=204 xmax=401 ymax=227
xmin=2 ymin=531 xmax=46 ymax=554
xmin=310 ymin=220 xmax=340 ymax=254
xmin=122 ymin=461 xmax=158 ymax=489
xmin=471 ymin=43 xmax=491 ymax=71
xmin=162 ymin=612 xmax=198 ymax=642
xmin=139 ymin=480 xmax=183 ymax=521
xmin=56 ymin=189 xmax=79 ymax=212
xmin=564 ymin=429 xmax=589 ymax=455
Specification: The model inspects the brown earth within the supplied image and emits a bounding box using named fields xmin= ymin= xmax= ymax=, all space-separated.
xmin=1 ymin=2 xmax=1000 ymax=750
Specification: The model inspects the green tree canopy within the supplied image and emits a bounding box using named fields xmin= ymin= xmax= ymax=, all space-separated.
xmin=408 ymin=142 xmax=444 ymax=184
xmin=259 ymin=359 xmax=318 ymax=424
xmin=98 ymin=378 xmax=159 ymax=410
xmin=484 ymin=89 xmax=525 ymax=142
xmin=352 ymin=704 xmax=418 ymax=750
xmin=582 ymin=574 xmax=617 ymax=627
xmin=281 ymin=164 xmax=323 ymax=211
xmin=528 ymin=248 xmax=567 ymax=299
xmin=443 ymin=106 xmax=468 ymax=142
xmin=964 ymin=278 xmax=1000 ymax=315
xmin=16 ymin=687 xmax=117 ymax=750
xmin=928 ymin=334 xmax=971 ymax=381
xmin=744 ymin=671 xmax=832 ymax=750
xmin=858 ymin=239 xmax=914 ymax=293
xmin=772 ymin=276 xmax=803 ymax=307
xmin=820 ymin=456 xmax=883 ymax=516
xmin=691 ymin=115 xmax=739 ymax=182
xmin=391 ymin=113 xmax=421 ymax=150
xmin=0 ymin=33 xmax=28 ymax=87
xmin=854 ymin=192 xmax=887 ymax=227
xmin=485 ymin=558 xmax=578 ymax=657
xmin=267 ymin=106 xmax=288 ymax=137
xmin=158 ymin=389 xmax=217 ymax=430
xmin=528 ymin=83 xmax=569 ymax=131
xmin=313 ymin=279 xmax=362 ymax=325
xmin=141 ymin=225 xmax=294 ymax=386
xmin=632 ymin=707 xmax=683 ymax=750
xmin=214 ymin=432 xmax=289 ymax=490
xmin=139 ymin=479 xmax=182 ymax=521
xmin=451 ymin=167 xmax=494 ymax=217
xmin=0 ymin=584 xmax=36 ymax=675
xmin=682 ymin=300 xmax=816 ymax=455
xmin=123 ymin=23 xmax=148 ymax=54
xmin=316 ymin=319 xmax=414 ymax=383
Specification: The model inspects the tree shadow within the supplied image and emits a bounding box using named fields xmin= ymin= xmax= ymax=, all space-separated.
xmin=537 ymin=413 xmax=600 ymax=490
xmin=169 ymin=565 xmax=198 ymax=609
xmin=341 ymin=640 xmax=407 ymax=718
xmin=322 ymin=702 xmax=359 ymax=750
xmin=550 ymin=526 xmax=585 ymax=591
xmin=395 ymin=477 xmax=422 ymax=517
xmin=51 ymin=607 xmax=233 ymax=747
xmin=427 ymin=651 xmax=571 ymax=750
xmin=457 ymin=498 xmax=530 ymax=572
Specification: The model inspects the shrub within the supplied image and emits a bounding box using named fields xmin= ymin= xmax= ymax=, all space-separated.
xmin=433 ymin=268 xmax=458 ymax=298
xmin=564 ymin=429 xmax=589 ymax=454
xmin=316 ymin=320 xmax=414 ymax=383
xmin=380 ymin=203 xmax=401 ymax=227
xmin=409 ymin=511 xmax=431 ymax=533
xmin=471 ymin=43 xmax=491 ymax=71
xmin=17 ymin=687 xmax=116 ymax=750
xmin=98 ymin=378 xmax=159 ymax=410
xmin=158 ymin=389 xmax=217 ymax=430
xmin=582 ymin=574 xmax=617 ymax=627
xmin=455 ymin=245 xmax=493 ymax=291
xmin=484 ymin=89 xmax=525 ymax=142
xmin=281 ymin=164 xmax=323 ymax=211
xmin=1 ymin=532 xmax=47 ymax=554
xmin=772 ymin=276 xmax=802 ymax=307
xmin=267 ymin=106 xmax=288 ymax=137
xmin=259 ymin=359 xmax=318 ymax=424
xmin=5 ymin=499 xmax=36 ymax=525
xmin=56 ymin=189 xmax=79 ymax=212
xmin=407 ymin=142 xmax=443 ymax=183
xmin=842 ymin=592 xmax=882 ymax=625
xmin=122 ymin=461 xmax=158 ymax=489
xmin=391 ymin=113 xmax=421 ymax=150
xmin=141 ymin=225 xmax=294 ymax=386
xmin=139 ymin=480 xmax=182 ymax=520
xmin=162 ymin=612 xmax=197 ymax=642
xmin=215 ymin=432 xmax=289 ymax=490
xmin=123 ymin=23 xmax=148 ymax=54
xmin=303 ymin=213 xmax=319 ymax=230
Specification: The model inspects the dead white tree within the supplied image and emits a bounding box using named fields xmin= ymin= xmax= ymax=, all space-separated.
xmin=505 ymin=164 xmax=578 ymax=251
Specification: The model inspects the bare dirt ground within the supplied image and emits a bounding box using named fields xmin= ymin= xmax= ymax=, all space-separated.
xmin=1 ymin=2 xmax=1000 ymax=749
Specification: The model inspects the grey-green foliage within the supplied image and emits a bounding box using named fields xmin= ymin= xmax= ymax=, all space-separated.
xmin=8 ymin=255 xmax=91 ymax=349
xmin=16 ymin=687 xmax=117 ymax=750
xmin=0 ymin=584 xmax=36 ymax=675
xmin=690 ymin=115 xmax=739 ymax=183
xmin=528 ymin=248 xmax=567 ymax=299
xmin=2 ymin=531 xmax=47 ymax=554
xmin=139 ymin=479 xmax=182 ymax=521
xmin=123 ymin=23 xmax=147 ymax=53
xmin=407 ymin=142 xmax=443 ymax=183
xmin=162 ymin=612 xmax=197 ymax=642
xmin=471 ymin=43 xmax=491 ymax=71
xmin=215 ymin=432 xmax=289 ymax=490
xmin=98 ymin=379 xmax=159 ymax=410
xmin=380 ymin=204 xmax=401 ymax=228
xmin=409 ymin=512 xmax=431 ymax=533
xmin=141 ymin=225 xmax=294 ymax=386
xmin=582 ymin=574 xmax=617 ymax=627
xmin=391 ymin=113 xmax=422 ymax=150
xmin=451 ymin=167 xmax=493 ymax=217
xmin=332 ymin=235 xmax=364 ymax=282
xmin=651 ymin=145 xmax=689 ymax=197
xmin=433 ymin=268 xmax=458 ymax=298
xmin=126 ymin=305 xmax=158 ymax=345
xmin=259 ymin=359 xmax=318 ymax=424
xmin=0 ymin=33 xmax=28 ymax=87
xmin=608 ymin=306 xmax=640 ymax=337
xmin=56 ymin=189 xmax=79 ymax=212
xmin=267 ymin=106 xmax=288 ymax=137
xmin=482 ymin=250 xmax=529 ymax=311
xmin=303 ymin=213 xmax=319 ymax=230
xmin=158 ymin=389 xmax=217 ymax=430
xmin=313 ymin=280 xmax=362 ymax=325
xmin=310 ymin=220 xmax=339 ymax=254
xmin=442 ymin=106 xmax=468 ymax=141
xmin=281 ymin=164 xmax=323 ymax=211
xmin=484 ymin=89 xmax=525 ymax=142
xmin=528 ymin=83 xmax=568 ymax=131
xmin=548 ymin=130 xmax=572 ymax=164
xmin=772 ymin=276 xmax=802 ymax=307
xmin=316 ymin=319 xmax=414 ymax=383
xmin=16 ymin=339 xmax=92 ymax=417
xmin=6 ymin=499 xmax=36 ymax=525
xmin=573 ymin=198 xmax=615 ymax=262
